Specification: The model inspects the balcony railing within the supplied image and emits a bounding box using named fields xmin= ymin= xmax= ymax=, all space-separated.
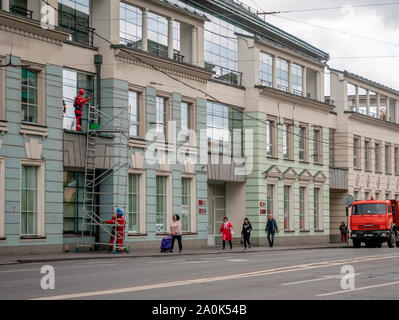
xmin=10 ymin=5 xmax=33 ymax=19
xmin=120 ymin=38 xmax=184 ymax=63
xmin=206 ymin=63 xmax=243 ymax=86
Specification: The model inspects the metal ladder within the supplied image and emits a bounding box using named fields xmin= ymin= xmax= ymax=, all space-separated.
xmin=78 ymin=103 xmax=130 ymax=253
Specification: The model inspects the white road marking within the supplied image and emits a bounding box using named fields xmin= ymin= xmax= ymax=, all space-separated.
xmin=282 ymin=274 xmax=361 ymax=286
xmin=30 ymin=253 xmax=399 ymax=300
xmin=317 ymin=280 xmax=399 ymax=297
xmin=0 ymin=268 xmax=40 ymax=274
xmin=227 ymin=259 xmax=248 ymax=262
xmin=147 ymin=259 xmax=186 ymax=264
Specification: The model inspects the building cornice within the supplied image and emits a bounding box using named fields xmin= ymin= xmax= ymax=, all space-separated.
xmin=0 ymin=11 xmax=70 ymax=45
xmin=345 ymin=111 xmax=399 ymax=132
xmin=113 ymin=46 xmax=213 ymax=83
xmin=256 ymin=85 xmax=335 ymax=114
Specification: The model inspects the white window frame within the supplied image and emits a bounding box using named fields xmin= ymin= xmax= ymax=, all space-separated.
xmin=181 ymin=174 xmax=197 ymax=233
xmin=0 ymin=157 xmax=5 ymax=239
xmin=299 ymin=184 xmax=309 ymax=231
xmin=128 ymin=169 xmax=146 ymax=235
xmin=20 ymin=160 xmax=45 ymax=238
xmin=313 ymin=185 xmax=323 ymax=231
xmin=283 ymin=183 xmax=294 ymax=231
xmin=156 ymin=172 xmax=172 ymax=234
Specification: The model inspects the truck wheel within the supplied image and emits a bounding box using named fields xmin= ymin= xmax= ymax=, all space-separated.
xmin=388 ymin=232 xmax=396 ymax=248
xmin=353 ymin=239 xmax=361 ymax=248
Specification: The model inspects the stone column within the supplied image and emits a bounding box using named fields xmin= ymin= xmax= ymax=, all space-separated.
xmin=366 ymin=89 xmax=370 ymax=116
xmin=376 ymin=93 xmax=381 ymax=119
xmin=191 ymin=26 xmax=198 ymax=66
xmin=355 ymin=85 xmax=360 ymax=112
xmin=386 ymin=96 xmax=390 ymax=122
xmin=272 ymin=55 xmax=277 ymax=89
xmin=288 ymin=61 xmax=292 ymax=93
xmin=316 ymin=71 xmax=321 ymax=101
xmin=142 ymin=8 xmax=148 ymax=52
xmin=168 ymin=17 xmax=174 ymax=60
xmin=395 ymin=100 xmax=399 ymax=124
xmin=302 ymin=66 xmax=307 ymax=97
xmin=2 ymin=0 xmax=9 ymax=11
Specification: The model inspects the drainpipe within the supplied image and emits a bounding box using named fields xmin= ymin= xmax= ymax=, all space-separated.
xmin=94 ymin=54 xmax=102 ymax=107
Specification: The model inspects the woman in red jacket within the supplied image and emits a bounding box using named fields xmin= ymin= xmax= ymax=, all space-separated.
xmin=219 ymin=217 xmax=233 ymax=250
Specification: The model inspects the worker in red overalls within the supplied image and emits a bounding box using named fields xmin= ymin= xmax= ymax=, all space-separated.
xmin=104 ymin=208 xmax=126 ymax=253
xmin=73 ymin=89 xmax=90 ymax=132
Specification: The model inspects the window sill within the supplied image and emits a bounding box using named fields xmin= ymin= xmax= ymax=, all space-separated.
xmin=129 ymin=137 xmax=147 ymax=149
xmin=375 ymin=171 xmax=382 ymax=175
xmin=20 ymin=122 xmax=48 ymax=138
xmin=20 ymin=236 xmax=46 ymax=242
xmin=0 ymin=120 xmax=8 ymax=135
xmin=267 ymin=156 xmax=279 ymax=160
xmin=182 ymin=232 xmax=198 ymax=236
xmin=314 ymin=163 xmax=324 ymax=166
xmin=283 ymin=158 xmax=295 ymax=162
xmin=353 ymin=168 xmax=362 ymax=171
xmin=284 ymin=230 xmax=295 ymax=233
xmin=365 ymin=169 xmax=372 ymax=173
xmin=299 ymin=161 xmax=309 ymax=164
xmin=128 ymin=233 xmax=147 ymax=237
xmin=300 ymin=230 xmax=310 ymax=233
xmin=314 ymin=230 xmax=325 ymax=233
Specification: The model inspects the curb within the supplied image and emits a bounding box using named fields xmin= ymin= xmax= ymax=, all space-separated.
xmin=1 ymin=245 xmax=346 ymax=265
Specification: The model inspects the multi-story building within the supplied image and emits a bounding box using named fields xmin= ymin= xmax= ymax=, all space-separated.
xmin=328 ymin=69 xmax=399 ymax=242
xmin=0 ymin=0 xmax=396 ymax=254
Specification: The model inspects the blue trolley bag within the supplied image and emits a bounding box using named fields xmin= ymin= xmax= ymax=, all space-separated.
xmin=160 ymin=236 xmax=173 ymax=253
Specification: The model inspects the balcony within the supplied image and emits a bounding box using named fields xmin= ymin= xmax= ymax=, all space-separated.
xmin=206 ymin=63 xmax=243 ymax=86
xmin=120 ymin=38 xmax=184 ymax=63
xmin=10 ymin=5 xmax=33 ymax=19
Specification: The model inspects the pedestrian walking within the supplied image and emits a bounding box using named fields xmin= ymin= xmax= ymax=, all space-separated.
xmin=241 ymin=218 xmax=252 ymax=249
xmin=265 ymin=214 xmax=278 ymax=247
xmin=170 ymin=214 xmax=182 ymax=253
xmin=339 ymin=221 xmax=348 ymax=243
xmin=220 ymin=217 xmax=233 ymax=250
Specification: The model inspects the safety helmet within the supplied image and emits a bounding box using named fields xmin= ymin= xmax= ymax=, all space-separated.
xmin=116 ymin=208 xmax=124 ymax=216
xmin=79 ymin=89 xmax=84 ymax=95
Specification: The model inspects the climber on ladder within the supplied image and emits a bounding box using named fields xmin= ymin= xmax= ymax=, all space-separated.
xmin=104 ymin=208 xmax=126 ymax=253
xmin=73 ymin=89 xmax=91 ymax=132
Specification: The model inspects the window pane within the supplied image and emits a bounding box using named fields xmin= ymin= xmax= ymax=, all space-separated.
xmin=181 ymin=178 xmax=191 ymax=232
xmin=156 ymin=176 xmax=166 ymax=232
xmin=21 ymin=166 xmax=37 ymax=235
xmin=128 ymin=174 xmax=140 ymax=233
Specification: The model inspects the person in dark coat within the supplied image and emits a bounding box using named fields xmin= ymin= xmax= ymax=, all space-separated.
xmin=339 ymin=221 xmax=348 ymax=243
xmin=265 ymin=214 xmax=278 ymax=247
xmin=241 ymin=218 xmax=252 ymax=249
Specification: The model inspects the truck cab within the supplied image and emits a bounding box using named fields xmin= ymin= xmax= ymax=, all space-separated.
xmin=350 ymin=198 xmax=398 ymax=248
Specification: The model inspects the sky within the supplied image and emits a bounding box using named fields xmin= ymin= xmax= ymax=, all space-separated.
xmin=240 ymin=0 xmax=399 ymax=93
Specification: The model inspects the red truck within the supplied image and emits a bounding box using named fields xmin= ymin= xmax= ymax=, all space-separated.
xmin=350 ymin=198 xmax=399 ymax=248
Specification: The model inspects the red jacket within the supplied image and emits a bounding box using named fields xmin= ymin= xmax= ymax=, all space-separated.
xmin=74 ymin=95 xmax=89 ymax=112
xmin=220 ymin=222 xmax=233 ymax=241
xmin=104 ymin=216 xmax=126 ymax=232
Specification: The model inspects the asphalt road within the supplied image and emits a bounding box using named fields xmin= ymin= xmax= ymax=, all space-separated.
xmin=1 ymin=247 xmax=399 ymax=300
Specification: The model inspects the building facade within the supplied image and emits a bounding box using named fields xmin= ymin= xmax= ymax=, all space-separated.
xmin=0 ymin=0 xmax=397 ymax=254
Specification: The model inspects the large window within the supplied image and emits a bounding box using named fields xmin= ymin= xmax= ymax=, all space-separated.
xmin=283 ymin=123 xmax=293 ymax=160
xmin=266 ymin=119 xmax=276 ymax=158
xmin=276 ymin=58 xmax=289 ymax=91
xmin=375 ymin=142 xmax=381 ymax=172
xmin=128 ymin=174 xmax=140 ymax=233
xmin=284 ymin=186 xmax=291 ymax=230
xmin=299 ymin=187 xmax=306 ymax=231
xmin=207 ymin=101 xmax=243 ymax=155
xmin=62 ymin=69 xmax=94 ymax=131
xmin=353 ymin=137 xmax=360 ymax=169
xmin=395 ymin=147 xmax=399 ymax=175
xmin=21 ymin=68 xmax=38 ymax=123
xmin=313 ymin=128 xmax=322 ymax=164
xmin=63 ymin=172 xmax=90 ymax=234
xmin=21 ymin=166 xmax=37 ymax=235
xmin=291 ymin=64 xmax=303 ymax=95
xmin=364 ymin=140 xmax=371 ymax=170
xmin=156 ymin=96 xmax=167 ymax=139
xmin=181 ymin=178 xmax=191 ymax=232
xmin=299 ymin=126 xmax=306 ymax=161
xmin=385 ymin=144 xmax=391 ymax=175
xmin=129 ymin=91 xmax=140 ymax=137
xmin=259 ymin=52 xmax=273 ymax=87
xmin=59 ymin=0 xmax=91 ymax=45
xmin=156 ymin=176 xmax=167 ymax=233
xmin=314 ymin=187 xmax=321 ymax=230
xmin=267 ymin=184 xmax=275 ymax=217
xmin=181 ymin=102 xmax=191 ymax=131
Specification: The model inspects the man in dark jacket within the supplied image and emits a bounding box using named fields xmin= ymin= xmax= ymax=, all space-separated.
xmin=265 ymin=214 xmax=278 ymax=247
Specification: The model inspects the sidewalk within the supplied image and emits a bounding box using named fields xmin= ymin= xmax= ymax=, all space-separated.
xmin=0 ymin=243 xmax=347 ymax=265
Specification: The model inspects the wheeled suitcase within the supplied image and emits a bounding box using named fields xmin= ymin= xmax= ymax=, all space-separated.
xmin=160 ymin=236 xmax=173 ymax=253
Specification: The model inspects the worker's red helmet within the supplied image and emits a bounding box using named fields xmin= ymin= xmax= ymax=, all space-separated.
xmin=79 ymin=89 xmax=84 ymax=95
